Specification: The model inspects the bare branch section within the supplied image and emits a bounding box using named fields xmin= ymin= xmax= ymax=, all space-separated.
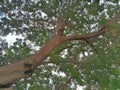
xmin=0 ymin=12 xmax=120 ymax=88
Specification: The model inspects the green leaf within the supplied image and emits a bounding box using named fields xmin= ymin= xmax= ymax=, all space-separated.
xmin=29 ymin=85 xmax=51 ymax=90
xmin=99 ymin=76 xmax=110 ymax=88
xmin=109 ymin=67 xmax=120 ymax=77
xmin=54 ymin=0 xmax=59 ymax=9
xmin=111 ymin=78 xmax=120 ymax=89
xmin=67 ymin=64 xmax=84 ymax=85
xmin=99 ymin=17 xmax=108 ymax=26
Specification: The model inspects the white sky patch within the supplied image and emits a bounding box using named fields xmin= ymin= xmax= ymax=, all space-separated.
xmin=119 ymin=1 xmax=120 ymax=5
xmin=3 ymin=32 xmax=24 ymax=47
xmin=1 ymin=32 xmax=40 ymax=51
xmin=52 ymin=70 xmax=66 ymax=77
xmin=84 ymin=52 xmax=88 ymax=56
xmin=61 ymin=49 xmax=68 ymax=58
xmin=77 ymin=85 xmax=85 ymax=90
xmin=99 ymin=0 xmax=104 ymax=4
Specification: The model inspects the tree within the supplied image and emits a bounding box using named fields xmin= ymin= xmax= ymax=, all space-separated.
xmin=0 ymin=0 xmax=120 ymax=90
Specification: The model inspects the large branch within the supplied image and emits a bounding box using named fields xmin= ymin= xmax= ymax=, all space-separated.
xmin=63 ymin=26 xmax=107 ymax=41
xmin=0 ymin=12 xmax=120 ymax=88
xmin=63 ymin=12 xmax=120 ymax=41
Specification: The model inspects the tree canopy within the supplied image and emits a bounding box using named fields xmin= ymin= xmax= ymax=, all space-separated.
xmin=0 ymin=0 xmax=120 ymax=90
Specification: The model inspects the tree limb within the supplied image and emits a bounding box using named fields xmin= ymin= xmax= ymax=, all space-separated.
xmin=63 ymin=12 xmax=120 ymax=41
xmin=63 ymin=26 xmax=108 ymax=41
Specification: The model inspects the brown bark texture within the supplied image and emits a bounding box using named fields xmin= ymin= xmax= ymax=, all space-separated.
xmin=0 ymin=12 xmax=120 ymax=89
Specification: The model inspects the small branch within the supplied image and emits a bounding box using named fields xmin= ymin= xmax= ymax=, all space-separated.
xmin=85 ymin=39 xmax=97 ymax=52
xmin=62 ymin=76 xmax=72 ymax=90
xmin=105 ymin=12 xmax=120 ymax=26
xmin=53 ymin=44 xmax=78 ymax=55
xmin=55 ymin=18 xmax=70 ymax=36
xmin=46 ymin=59 xmax=84 ymax=68
xmin=46 ymin=54 xmax=95 ymax=70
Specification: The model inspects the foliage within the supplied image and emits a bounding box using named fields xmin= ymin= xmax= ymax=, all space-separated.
xmin=0 ymin=0 xmax=120 ymax=90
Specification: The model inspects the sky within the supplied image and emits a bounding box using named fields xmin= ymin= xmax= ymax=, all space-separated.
xmin=0 ymin=11 xmax=4 ymax=19
xmin=0 ymin=11 xmax=24 ymax=46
